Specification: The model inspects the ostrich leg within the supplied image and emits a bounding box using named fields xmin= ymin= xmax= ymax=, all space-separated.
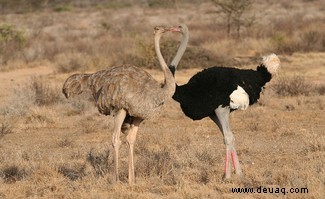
xmin=112 ymin=109 xmax=127 ymax=182
xmin=125 ymin=117 xmax=142 ymax=184
xmin=210 ymin=107 xmax=242 ymax=179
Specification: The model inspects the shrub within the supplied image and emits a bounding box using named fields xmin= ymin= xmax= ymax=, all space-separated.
xmin=147 ymin=0 xmax=176 ymax=8
xmin=29 ymin=76 xmax=62 ymax=106
xmin=316 ymin=84 xmax=325 ymax=95
xmin=270 ymin=27 xmax=325 ymax=55
xmin=137 ymin=146 xmax=178 ymax=184
xmin=57 ymin=163 xmax=86 ymax=181
xmin=273 ymin=76 xmax=313 ymax=96
xmin=0 ymin=24 xmax=25 ymax=44
xmin=100 ymin=1 xmax=131 ymax=9
xmin=87 ymin=149 xmax=110 ymax=176
xmin=298 ymin=30 xmax=325 ymax=52
xmin=0 ymin=76 xmax=63 ymax=117
xmin=55 ymin=52 xmax=90 ymax=73
xmin=0 ymin=165 xmax=29 ymax=183
xmin=0 ymin=0 xmax=48 ymax=13
xmin=0 ymin=24 xmax=26 ymax=65
xmin=53 ymin=4 xmax=72 ymax=12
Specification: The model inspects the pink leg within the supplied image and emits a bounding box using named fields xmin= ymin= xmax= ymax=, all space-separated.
xmin=225 ymin=145 xmax=242 ymax=179
xmin=212 ymin=107 xmax=242 ymax=179
xmin=225 ymin=146 xmax=232 ymax=179
xmin=231 ymin=146 xmax=242 ymax=175
xmin=231 ymin=151 xmax=236 ymax=171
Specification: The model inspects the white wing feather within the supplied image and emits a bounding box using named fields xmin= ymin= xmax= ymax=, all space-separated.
xmin=229 ymin=86 xmax=249 ymax=110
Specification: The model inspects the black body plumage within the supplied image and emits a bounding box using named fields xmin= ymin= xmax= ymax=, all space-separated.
xmin=172 ymin=64 xmax=272 ymax=120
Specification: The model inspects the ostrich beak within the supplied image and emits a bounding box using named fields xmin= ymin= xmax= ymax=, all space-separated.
xmin=169 ymin=26 xmax=181 ymax=33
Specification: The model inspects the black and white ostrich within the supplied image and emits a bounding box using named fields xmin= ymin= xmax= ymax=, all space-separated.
xmin=169 ymin=24 xmax=280 ymax=179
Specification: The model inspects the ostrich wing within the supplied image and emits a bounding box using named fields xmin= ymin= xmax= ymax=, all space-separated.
xmin=94 ymin=64 xmax=163 ymax=119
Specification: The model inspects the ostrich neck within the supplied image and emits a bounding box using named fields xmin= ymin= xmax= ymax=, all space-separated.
xmin=154 ymin=33 xmax=176 ymax=97
xmin=170 ymin=32 xmax=189 ymax=68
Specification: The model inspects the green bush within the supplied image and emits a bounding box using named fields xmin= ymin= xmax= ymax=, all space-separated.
xmin=147 ymin=0 xmax=176 ymax=8
xmin=0 ymin=0 xmax=48 ymax=13
xmin=0 ymin=24 xmax=26 ymax=65
xmin=0 ymin=24 xmax=25 ymax=44
xmin=53 ymin=4 xmax=72 ymax=12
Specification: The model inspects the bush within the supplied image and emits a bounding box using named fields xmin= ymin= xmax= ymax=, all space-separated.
xmin=53 ymin=4 xmax=72 ymax=12
xmin=0 ymin=165 xmax=29 ymax=183
xmin=316 ymin=84 xmax=325 ymax=95
xmin=29 ymin=77 xmax=62 ymax=106
xmin=273 ymin=76 xmax=313 ymax=96
xmin=87 ymin=149 xmax=110 ymax=176
xmin=298 ymin=30 xmax=325 ymax=52
xmin=57 ymin=163 xmax=86 ymax=181
xmin=0 ymin=24 xmax=26 ymax=65
xmin=147 ymin=0 xmax=176 ymax=8
xmin=137 ymin=146 xmax=178 ymax=184
xmin=0 ymin=0 xmax=47 ymax=13
xmin=271 ymin=28 xmax=325 ymax=55
xmin=0 ymin=76 xmax=63 ymax=117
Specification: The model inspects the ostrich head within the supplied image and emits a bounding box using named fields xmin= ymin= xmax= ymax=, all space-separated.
xmin=168 ymin=24 xmax=189 ymax=75
xmin=169 ymin=24 xmax=188 ymax=36
xmin=153 ymin=26 xmax=168 ymax=35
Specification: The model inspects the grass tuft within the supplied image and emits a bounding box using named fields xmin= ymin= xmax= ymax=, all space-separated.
xmin=0 ymin=165 xmax=29 ymax=183
xmin=0 ymin=122 xmax=14 ymax=139
xmin=87 ymin=149 xmax=111 ymax=177
xmin=136 ymin=146 xmax=179 ymax=185
xmin=57 ymin=163 xmax=86 ymax=181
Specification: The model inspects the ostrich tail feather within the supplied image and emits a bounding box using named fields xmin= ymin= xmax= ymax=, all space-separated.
xmin=262 ymin=53 xmax=280 ymax=74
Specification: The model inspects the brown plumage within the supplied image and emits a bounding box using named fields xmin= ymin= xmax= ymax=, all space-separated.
xmin=93 ymin=64 xmax=172 ymax=118
xmin=62 ymin=26 xmax=179 ymax=184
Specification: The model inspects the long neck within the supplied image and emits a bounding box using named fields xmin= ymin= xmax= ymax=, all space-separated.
xmin=154 ymin=33 xmax=176 ymax=97
xmin=170 ymin=31 xmax=189 ymax=69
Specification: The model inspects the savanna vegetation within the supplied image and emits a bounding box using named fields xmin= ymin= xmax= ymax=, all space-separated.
xmin=0 ymin=0 xmax=324 ymax=198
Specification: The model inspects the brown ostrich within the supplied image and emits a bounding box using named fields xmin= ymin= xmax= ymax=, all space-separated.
xmin=62 ymin=26 xmax=182 ymax=184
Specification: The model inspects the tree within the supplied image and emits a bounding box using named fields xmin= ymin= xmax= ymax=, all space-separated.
xmin=211 ymin=0 xmax=255 ymax=38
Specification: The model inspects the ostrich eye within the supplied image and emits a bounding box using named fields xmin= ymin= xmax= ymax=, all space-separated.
xmin=178 ymin=25 xmax=182 ymax=29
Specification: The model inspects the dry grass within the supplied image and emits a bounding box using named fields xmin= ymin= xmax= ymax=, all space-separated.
xmin=0 ymin=53 xmax=324 ymax=198
xmin=272 ymin=75 xmax=324 ymax=96
xmin=0 ymin=1 xmax=324 ymax=198
xmin=0 ymin=122 xmax=14 ymax=139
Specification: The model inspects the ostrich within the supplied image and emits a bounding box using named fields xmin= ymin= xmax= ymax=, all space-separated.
xmin=169 ymin=24 xmax=280 ymax=179
xmin=62 ymin=26 xmax=180 ymax=184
